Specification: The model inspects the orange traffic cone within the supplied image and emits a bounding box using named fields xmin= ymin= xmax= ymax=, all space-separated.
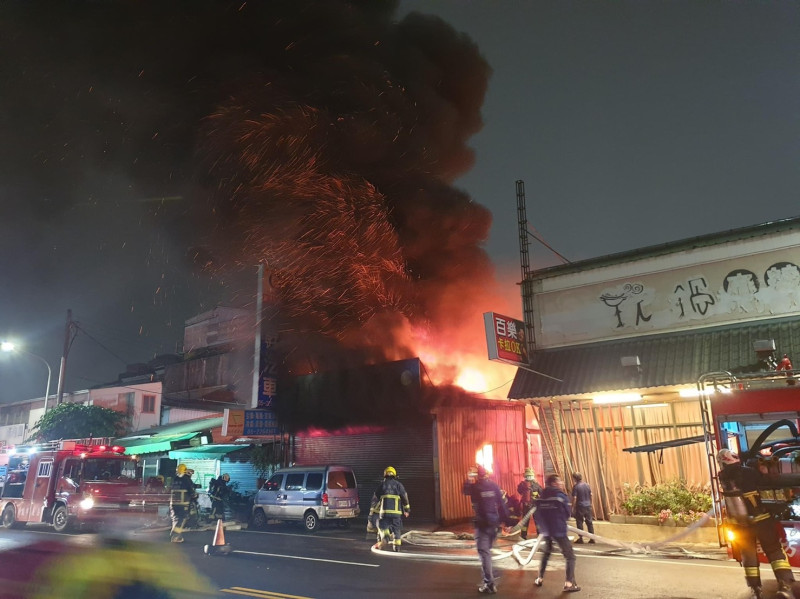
xmin=204 ymin=518 xmax=232 ymax=556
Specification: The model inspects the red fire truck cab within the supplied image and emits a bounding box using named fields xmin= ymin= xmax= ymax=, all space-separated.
xmin=701 ymin=370 xmax=800 ymax=565
xmin=0 ymin=439 xmax=168 ymax=532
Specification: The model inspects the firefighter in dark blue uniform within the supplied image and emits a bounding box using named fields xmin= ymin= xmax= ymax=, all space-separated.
xmin=463 ymin=465 xmax=515 ymax=594
xmin=717 ymin=448 xmax=795 ymax=599
xmin=370 ymin=466 xmax=410 ymax=552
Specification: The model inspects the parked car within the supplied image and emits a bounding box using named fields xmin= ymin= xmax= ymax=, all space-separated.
xmin=251 ymin=465 xmax=360 ymax=531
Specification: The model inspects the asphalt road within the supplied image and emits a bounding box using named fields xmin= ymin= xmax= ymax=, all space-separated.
xmin=1 ymin=522 xmax=798 ymax=599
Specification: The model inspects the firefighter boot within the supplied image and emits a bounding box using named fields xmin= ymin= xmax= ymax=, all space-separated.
xmin=776 ymin=581 xmax=795 ymax=599
xmin=747 ymin=585 xmax=762 ymax=599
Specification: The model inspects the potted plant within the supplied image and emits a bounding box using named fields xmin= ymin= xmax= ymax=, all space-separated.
xmin=250 ymin=444 xmax=277 ymax=490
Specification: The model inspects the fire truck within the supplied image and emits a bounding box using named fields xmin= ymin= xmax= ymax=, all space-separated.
xmin=0 ymin=439 xmax=169 ymax=532
xmin=699 ymin=366 xmax=800 ymax=565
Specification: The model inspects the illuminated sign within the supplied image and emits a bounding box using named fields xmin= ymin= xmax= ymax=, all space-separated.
xmin=483 ymin=312 xmax=529 ymax=366
xmin=223 ymin=408 xmax=280 ymax=437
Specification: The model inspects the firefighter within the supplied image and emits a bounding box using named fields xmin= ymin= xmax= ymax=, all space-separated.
xmin=717 ymin=448 xmax=796 ymax=599
xmin=517 ymin=467 xmax=542 ymax=539
xmin=463 ymin=465 xmax=516 ymax=594
xmin=170 ymin=463 xmax=197 ymax=543
xmin=369 ymin=466 xmax=410 ymax=552
xmin=208 ymin=473 xmax=231 ymax=520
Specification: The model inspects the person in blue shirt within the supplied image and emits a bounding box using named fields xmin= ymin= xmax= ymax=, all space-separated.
xmin=463 ymin=465 xmax=516 ymax=594
xmin=534 ymin=474 xmax=580 ymax=593
xmin=571 ymin=472 xmax=595 ymax=544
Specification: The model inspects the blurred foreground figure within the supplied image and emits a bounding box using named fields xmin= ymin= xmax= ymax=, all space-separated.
xmin=0 ymin=535 xmax=214 ymax=599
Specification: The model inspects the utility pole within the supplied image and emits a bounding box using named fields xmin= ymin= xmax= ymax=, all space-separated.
xmin=55 ymin=309 xmax=78 ymax=405
xmin=251 ymin=264 xmax=264 ymax=409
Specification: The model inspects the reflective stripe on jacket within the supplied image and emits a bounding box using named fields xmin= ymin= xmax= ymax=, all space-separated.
xmin=370 ymin=478 xmax=410 ymax=516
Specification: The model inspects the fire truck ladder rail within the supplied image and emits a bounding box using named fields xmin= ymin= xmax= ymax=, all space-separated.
xmin=697 ymin=371 xmax=733 ymax=548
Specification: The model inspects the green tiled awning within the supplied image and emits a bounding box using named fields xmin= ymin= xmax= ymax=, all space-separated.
xmin=168 ymin=444 xmax=245 ymax=460
xmin=509 ymin=316 xmax=800 ymax=400
xmin=117 ymin=432 xmax=199 ymax=456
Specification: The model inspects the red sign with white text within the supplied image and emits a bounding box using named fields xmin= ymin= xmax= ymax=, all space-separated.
xmin=483 ymin=312 xmax=529 ymax=365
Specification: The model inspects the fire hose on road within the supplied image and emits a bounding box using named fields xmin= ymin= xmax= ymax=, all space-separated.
xmin=371 ymin=506 xmax=719 ymax=565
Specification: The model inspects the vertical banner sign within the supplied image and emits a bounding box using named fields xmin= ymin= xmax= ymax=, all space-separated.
xmin=258 ymin=341 xmax=278 ymax=409
xmin=483 ymin=312 xmax=529 ymax=366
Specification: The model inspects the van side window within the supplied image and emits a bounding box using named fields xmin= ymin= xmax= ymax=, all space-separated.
xmin=285 ymin=473 xmax=305 ymax=490
xmin=264 ymin=474 xmax=283 ymax=491
xmin=328 ymin=470 xmax=355 ymax=489
xmin=305 ymin=473 xmax=323 ymax=490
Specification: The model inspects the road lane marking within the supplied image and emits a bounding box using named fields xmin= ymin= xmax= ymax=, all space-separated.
xmin=233 ymin=549 xmax=379 ymax=567
xmin=244 ymin=530 xmax=357 ymax=542
xmin=221 ymin=587 xmax=313 ymax=599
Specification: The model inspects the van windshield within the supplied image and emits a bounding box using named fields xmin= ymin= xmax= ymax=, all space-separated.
xmin=327 ymin=470 xmax=356 ymax=489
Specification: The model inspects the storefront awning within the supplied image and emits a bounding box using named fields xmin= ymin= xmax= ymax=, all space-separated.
xmin=622 ymin=435 xmax=705 ymax=454
xmin=168 ymin=444 xmax=245 ymax=460
xmin=116 ymin=432 xmax=200 ymax=456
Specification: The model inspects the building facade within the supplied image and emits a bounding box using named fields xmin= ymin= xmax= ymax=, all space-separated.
xmin=509 ymin=217 xmax=800 ymax=520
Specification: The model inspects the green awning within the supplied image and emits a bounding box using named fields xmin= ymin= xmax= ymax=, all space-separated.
xmin=168 ymin=444 xmax=245 ymax=460
xmin=117 ymin=432 xmax=200 ymax=456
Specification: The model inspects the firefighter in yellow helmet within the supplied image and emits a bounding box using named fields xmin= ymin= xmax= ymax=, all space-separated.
xmin=717 ymin=448 xmax=795 ymax=599
xmin=170 ymin=463 xmax=197 ymax=543
xmin=369 ymin=466 xmax=410 ymax=552
xmin=517 ymin=467 xmax=542 ymax=539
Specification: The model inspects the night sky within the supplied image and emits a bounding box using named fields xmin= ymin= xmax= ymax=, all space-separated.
xmin=2 ymin=1 xmax=799 ymax=404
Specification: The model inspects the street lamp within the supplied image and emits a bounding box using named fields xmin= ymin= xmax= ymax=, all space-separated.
xmin=1 ymin=342 xmax=53 ymax=414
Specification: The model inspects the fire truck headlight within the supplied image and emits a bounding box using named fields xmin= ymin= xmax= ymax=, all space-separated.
xmin=80 ymin=496 xmax=95 ymax=510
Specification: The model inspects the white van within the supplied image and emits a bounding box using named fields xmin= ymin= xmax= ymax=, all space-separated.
xmin=251 ymin=465 xmax=360 ymax=532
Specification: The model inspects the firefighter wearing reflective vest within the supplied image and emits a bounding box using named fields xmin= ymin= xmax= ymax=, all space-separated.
xmin=369 ymin=466 xmax=410 ymax=552
xmin=170 ymin=463 xmax=197 ymax=543
xmin=717 ymin=448 xmax=796 ymax=599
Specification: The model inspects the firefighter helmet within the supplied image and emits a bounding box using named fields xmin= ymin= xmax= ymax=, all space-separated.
xmin=717 ymin=448 xmax=739 ymax=465
xmin=524 ymin=467 xmax=535 ymax=480
xmin=384 ymin=466 xmax=397 ymax=478
xmin=176 ymin=464 xmax=188 ymax=475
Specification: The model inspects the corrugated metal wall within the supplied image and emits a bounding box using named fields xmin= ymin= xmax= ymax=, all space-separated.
xmin=293 ymin=424 xmax=436 ymax=522
xmin=536 ymin=398 xmax=707 ymax=520
xmin=434 ymin=402 xmax=526 ymax=524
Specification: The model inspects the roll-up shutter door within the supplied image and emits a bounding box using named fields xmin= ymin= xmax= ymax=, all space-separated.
xmin=294 ymin=422 xmax=436 ymax=522
xmin=221 ymin=461 xmax=260 ymax=496
xmin=176 ymin=458 xmax=217 ymax=493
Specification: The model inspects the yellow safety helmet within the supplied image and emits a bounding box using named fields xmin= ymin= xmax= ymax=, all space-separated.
xmin=176 ymin=464 xmax=188 ymax=475
xmin=384 ymin=466 xmax=397 ymax=478
xmin=524 ymin=467 xmax=535 ymax=480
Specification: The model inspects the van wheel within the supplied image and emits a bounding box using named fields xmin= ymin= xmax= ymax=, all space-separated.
xmin=52 ymin=505 xmax=70 ymax=532
xmin=252 ymin=508 xmax=267 ymax=530
xmin=303 ymin=510 xmax=319 ymax=532
xmin=1 ymin=505 xmax=17 ymax=529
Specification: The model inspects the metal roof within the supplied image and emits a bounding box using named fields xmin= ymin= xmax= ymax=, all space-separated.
xmin=526 ymin=216 xmax=800 ymax=280
xmin=508 ymin=316 xmax=800 ymax=399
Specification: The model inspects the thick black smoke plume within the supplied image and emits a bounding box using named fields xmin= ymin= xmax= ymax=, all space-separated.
xmin=0 ymin=1 xmax=494 ymax=401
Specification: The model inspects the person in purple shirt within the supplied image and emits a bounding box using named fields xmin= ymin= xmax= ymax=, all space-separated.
xmin=571 ymin=472 xmax=595 ymax=543
xmin=534 ymin=474 xmax=580 ymax=593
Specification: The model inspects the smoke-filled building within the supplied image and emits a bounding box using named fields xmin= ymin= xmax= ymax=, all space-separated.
xmin=281 ymin=358 xmax=526 ymax=524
